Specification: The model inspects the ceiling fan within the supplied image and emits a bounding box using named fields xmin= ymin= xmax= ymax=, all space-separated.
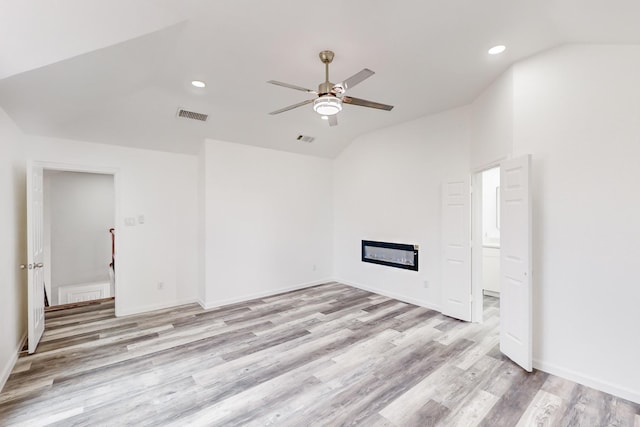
xmin=267 ymin=50 xmax=394 ymax=126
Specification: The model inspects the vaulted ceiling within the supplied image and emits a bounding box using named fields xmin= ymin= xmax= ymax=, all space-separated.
xmin=2 ymin=0 xmax=640 ymax=158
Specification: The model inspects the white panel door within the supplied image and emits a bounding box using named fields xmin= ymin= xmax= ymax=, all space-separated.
xmin=441 ymin=177 xmax=471 ymax=321
xmin=27 ymin=163 xmax=45 ymax=354
xmin=500 ymin=155 xmax=532 ymax=371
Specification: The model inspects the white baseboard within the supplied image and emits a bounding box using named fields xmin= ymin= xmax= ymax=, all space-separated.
xmin=335 ymin=278 xmax=442 ymax=312
xmin=0 ymin=332 xmax=27 ymax=393
xmin=199 ymin=278 xmax=333 ymax=310
xmin=533 ymin=359 xmax=640 ymax=405
xmin=115 ymin=298 xmax=198 ymax=317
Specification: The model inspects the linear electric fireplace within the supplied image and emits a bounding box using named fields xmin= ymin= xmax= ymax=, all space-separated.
xmin=361 ymin=240 xmax=419 ymax=271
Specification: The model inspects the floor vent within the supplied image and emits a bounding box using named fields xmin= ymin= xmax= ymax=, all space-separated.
xmin=297 ymin=135 xmax=315 ymax=143
xmin=177 ymin=108 xmax=208 ymax=122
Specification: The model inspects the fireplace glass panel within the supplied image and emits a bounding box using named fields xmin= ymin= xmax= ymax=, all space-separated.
xmin=361 ymin=240 xmax=419 ymax=271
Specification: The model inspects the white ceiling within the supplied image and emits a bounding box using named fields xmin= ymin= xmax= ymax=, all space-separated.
xmin=2 ymin=0 xmax=640 ymax=158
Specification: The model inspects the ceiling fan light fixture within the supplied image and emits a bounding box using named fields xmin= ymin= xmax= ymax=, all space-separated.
xmin=313 ymin=96 xmax=342 ymax=116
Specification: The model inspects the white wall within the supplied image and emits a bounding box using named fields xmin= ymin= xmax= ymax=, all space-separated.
xmin=200 ymin=139 xmax=333 ymax=307
xmin=511 ymin=44 xmax=640 ymax=402
xmin=25 ymin=136 xmax=199 ymax=316
xmin=333 ymin=107 xmax=471 ymax=309
xmin=0 ymin=106 xmax=27 ymax=391
xmin=470 ymin=67 xmax=514 ymax=170
xmin=44 ymin=171 xmax=114 ymax=305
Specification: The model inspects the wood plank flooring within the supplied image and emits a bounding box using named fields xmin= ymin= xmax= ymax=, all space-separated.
xmin=0 ymin=282 xmax=638 ymax=426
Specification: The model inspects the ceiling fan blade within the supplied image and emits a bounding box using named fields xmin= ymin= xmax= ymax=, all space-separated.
xmin=342 ymin=96 xmax=394 ymax=111
xmin=339 ymin=69 xmax=375 ymax=91
xmin=268 ymin=99 xmax=314 ymax=115
xmin=267 ymin=80 xmax=317 ymax=94
xmin=328 ymin=115 xmax=338 ymax=127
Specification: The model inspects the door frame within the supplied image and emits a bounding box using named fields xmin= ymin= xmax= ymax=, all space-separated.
xmin=32 ymin=160 xmax=121 ymax=314
xmin=471 ymin=158 xmax=507 ymax=323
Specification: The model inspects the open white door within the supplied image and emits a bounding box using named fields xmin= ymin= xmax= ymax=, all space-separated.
xmin=500 ymin=155 xmax=532 ymax=371
xmin=441 ymin=177 xmax=471 ymax=321
xmin=27 ymin=162 xmax=45 ymax=353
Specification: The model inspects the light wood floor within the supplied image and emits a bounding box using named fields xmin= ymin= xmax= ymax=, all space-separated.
xmin=1 ymin=282 xmax=638 ymax=426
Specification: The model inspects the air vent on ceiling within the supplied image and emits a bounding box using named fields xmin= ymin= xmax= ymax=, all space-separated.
xmin=296 ymin=135 xmax=315 ymax=143
xmin=177 ymin=108 xmax=208 ymax=122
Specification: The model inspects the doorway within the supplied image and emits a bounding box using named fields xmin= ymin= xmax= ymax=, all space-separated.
xmin=443 ymin=157 xmax=532 ymax=370
xmin=27 ymin=161 xmax=120 ymax=353
xmin=474 ymin=166 xmax=501 ymax=321
xmin=43 ymin=170 xmax=115 ymax=306
xmin=469 ymin=156 xmax=533 ymax=371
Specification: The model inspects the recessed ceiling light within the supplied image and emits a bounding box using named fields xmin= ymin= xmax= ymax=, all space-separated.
xmin=191 ymin=80 xmax=206 ymax=88
xmin=321 ymin=115 xmax=329 ymax=120
xmin=488 ymin=45 xmax=506 ymax=55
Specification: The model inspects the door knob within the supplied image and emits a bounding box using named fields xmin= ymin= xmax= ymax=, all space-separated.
xmin=35 ymin=262 xmax=44 ymax=268
xmin=19 ymin=264 xmax=27 ymax=270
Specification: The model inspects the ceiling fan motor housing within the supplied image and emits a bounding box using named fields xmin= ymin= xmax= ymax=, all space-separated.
xmin=318 ymin=81 xmax=335 ymax=96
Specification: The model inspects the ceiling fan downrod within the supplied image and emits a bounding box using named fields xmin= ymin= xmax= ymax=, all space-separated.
xmin=318 ymin=50 xmax=335 ymax=95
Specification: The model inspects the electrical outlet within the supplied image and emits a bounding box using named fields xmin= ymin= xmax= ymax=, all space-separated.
xmin=313 ymin=264 xmax=317 ymax=271
xmin=423 ymin=280 xmax=429 ymax=288
xmin=157 ymin=282 xmax=164 ymax=290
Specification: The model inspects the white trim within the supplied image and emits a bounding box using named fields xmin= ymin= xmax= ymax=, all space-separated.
xmin=336 ymin=278 xmax=442 ymax=312
xmin=0 ymin=333 xmax=27 ymax=392
xmin=471 ymin=170 xmax=484 ymax=323
xmin=199 ymin=279 xmax=332 ymax=310
xmin=533 ymin=359 xmax=640 ymax=405
xmin=30 ymin=161 xmax=119 ymax=175
xmin=471 ymin=156 xmax=508 ymax=175
xmin=115 ymin=298 xmax=198 ymax=317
